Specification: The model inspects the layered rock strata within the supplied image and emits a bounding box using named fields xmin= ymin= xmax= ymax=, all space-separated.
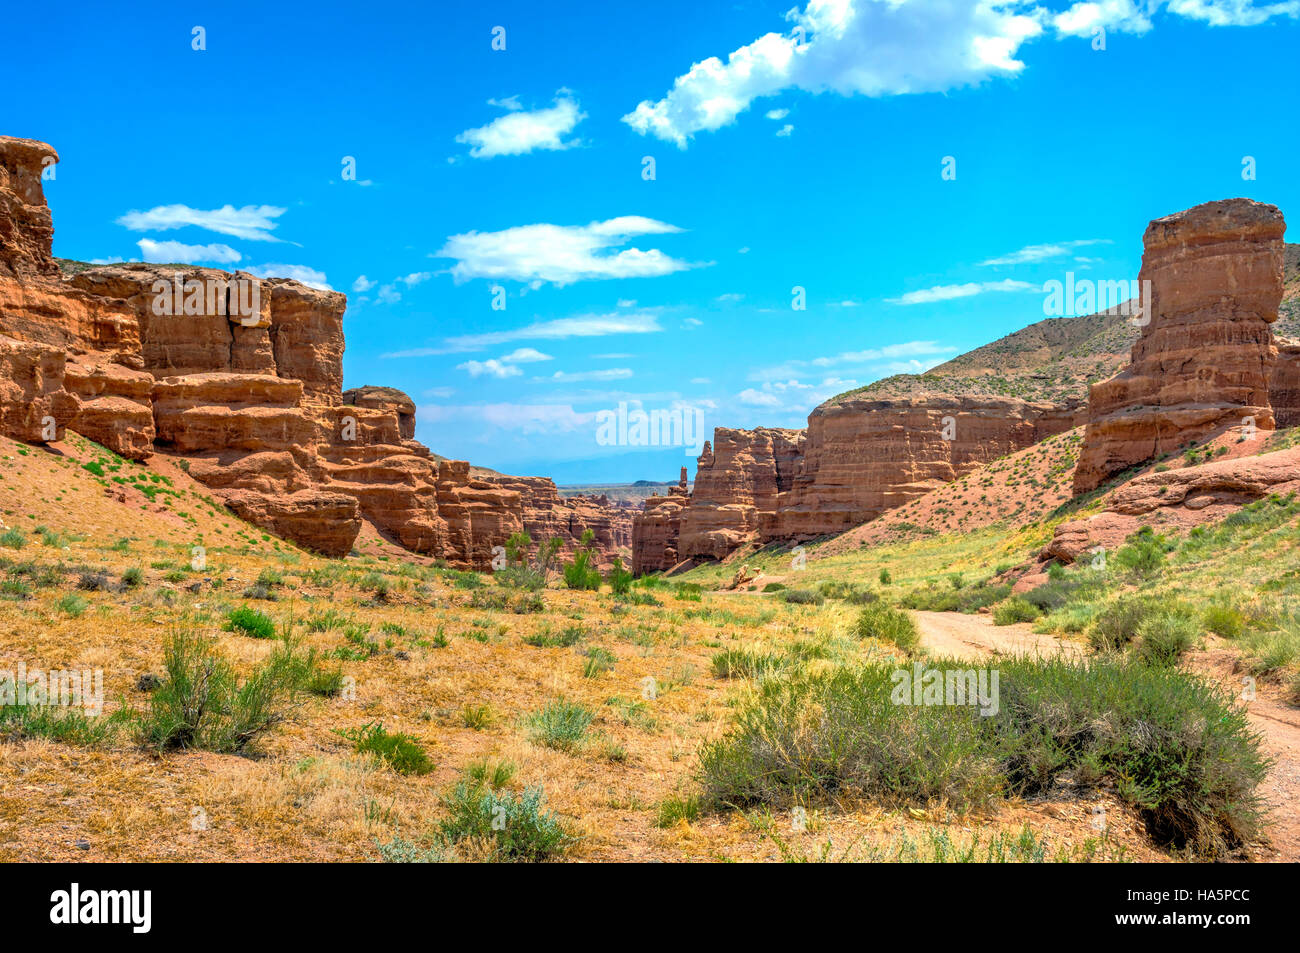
xmin=1073 ymin=199 xmax=1287 ymax=492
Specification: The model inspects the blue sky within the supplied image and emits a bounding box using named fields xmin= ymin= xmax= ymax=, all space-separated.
xmin=10 ymin=0 xmax=1298 ymax=483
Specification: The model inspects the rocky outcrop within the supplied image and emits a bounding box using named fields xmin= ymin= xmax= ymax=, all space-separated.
xmin=1270 ymin=341 xmax=1300 ymax=428
xmin=1073 ymin=199 xmax=1287 ymax=493
xmin=0 ymin=133 xmax=629 ymax=566
xmin=678 ymin=429 xmax=803 ymax=560
xmin=487 ymin=475 xmax=634 ymax=565
xmin=764 ymin=396 xmax=1084 ymax=540
xmin=631 ymin=468 xmax=691 ymax=574
xmin=0 ymin=136 xmax=58 ymax=278
xmin=1044 ymin=444 xmax=1300 ymax=564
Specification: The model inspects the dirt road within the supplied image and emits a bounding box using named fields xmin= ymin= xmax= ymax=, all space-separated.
xmin=912 ymin=609 xmax=1299 ymax=862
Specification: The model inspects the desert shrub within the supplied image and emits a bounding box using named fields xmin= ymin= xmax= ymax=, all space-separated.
xmin=142 ymin=629 xmax=304 ymax=753
xmin=342 ymin=722 xmax=432 ymax=775
xmin=698 ymin=657 xmax=1267 ymax=856
xmin=762 ymin=582 xmax=786 ymax=593
xmin=1134 ymin=607 xmax=1199 ymax=666
xmin=819 ymin=579 xmax=871 ymax=601
xmin=1088 ymin=595 xmax=1158 ymax=652
xmin=54 ymin=593 xmax=89 ymax=617
xmin=522 ymin=625 xmax=585 ymax=648
xmin=674 ymin=582 xmax=703 ymax=602
xmin=993 ymin=597 xmax=1041 ymax=626
xmin=496 ymin=532 xmax=562 ymax=591
xmin=878 ymin=568 xmax=892 ymax=585
xmin=1203 ymin=602 xmax=1246 ymax=639
xmin=900 ymin=580 xmax=1010 ymax=613
xmin=615 ymin=590 xmax=660 ymax=607
xmin=242 ymin=582 xmax=277 ymax=601
xmin=525 ymin=699 xmax=594 ymax=751
xmin=605 ymin=556 xmax=633 ymax=595
xmin=582 ymin=647 xmax=616 ymax=678
xmin=655 ymin=793 xmax=701 ymax=828
xmin=306 ymin=610 xmax=348 ymax=633
xmin=854 ymin=602 xmax=919 ymax=651
xmin=436 ymin=773 xmax=577 ymax=862
xmin=1240 ymin=627 xmax=1300 ymax=677
xmin=121 ymin=567 xmax=143 ymax=588
xmin=780 ymin=588 xmax=824 ymax=606
xmin=561 ymin=529 xmax=602 ymax=591
xmin=224 ymin=606 xmax=276 ymax=639
xmin=76 ymin=570 xmax=116 ymax=592
xmin=1 ymin=528 xmax=26 ymax=550
xmin=711 ymin=648 xmax=784 ymax=679
xmin=1021 ymin=570 xmax=1101 ymax=612
xmin=1112 ymin=526 xmax=1174 ymax=577
xmin=0 ymin=703 xmax=135 ymax=747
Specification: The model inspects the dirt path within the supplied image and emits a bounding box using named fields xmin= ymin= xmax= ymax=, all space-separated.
xmin=912 ymin=610 xmax=1083 ymax=661
xmin=912 ymin=610 xmax=1300 ymax=862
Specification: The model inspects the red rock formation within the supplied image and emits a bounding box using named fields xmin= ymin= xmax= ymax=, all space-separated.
xmin=631 ymin=472 xmax=690 ymax=575
xmin=1270 ymin=341 xmax=1300 ymax=428
xmin=487 ymin=475 xmax=634 ymax=565
xmin=678 ymin=428 xmax=803 ymax=560
xmin=0 ymin=133 xmax=627 ymax=566
xmin=1073 ymin=199 xmax=1286 ymax=493
xmin=1045 ymin=444 xmax=1300 ymax=564
xmin=765 ymin=396 xmax=1084 ymax=540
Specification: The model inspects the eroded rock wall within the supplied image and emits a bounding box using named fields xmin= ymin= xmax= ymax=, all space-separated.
xmin=1073 ymin=199 xmax=1286 ymax=493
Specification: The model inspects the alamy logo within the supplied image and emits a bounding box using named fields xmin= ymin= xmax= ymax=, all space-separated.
xmin=1043 ymin=272 xmax=1150 ymax=326
xmin=595 ymin=402 xmax=706 ymax=456
xmin=0 ymin=662 xmax=103 ymax=716
xmin=151 ymin=275 xmax=261 ymax=326
xmin=890 ymin=662 xmax=1000 ymax=716
xmin=49 ymin=884 xmax=152 ymax=933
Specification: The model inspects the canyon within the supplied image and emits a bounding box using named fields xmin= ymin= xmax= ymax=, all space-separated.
xmin=0 ymin=135 xmax=630 ymax=567
xmin=634 ymin=198 xmax=1294 ymax=574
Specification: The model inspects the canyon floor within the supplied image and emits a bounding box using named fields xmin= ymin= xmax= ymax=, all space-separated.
xmin=2 ymin=424 xmax=1297 ymax=863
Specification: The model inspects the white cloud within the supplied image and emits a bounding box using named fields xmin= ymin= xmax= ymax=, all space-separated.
xmin=540 ymin=368 xmax=634 ymax=383
xmin=592 ymin=352 xmax=634 ymax=359
xmin=623 ymin=0 xmax=1295 ymax=147
xmin=622 ymin=0 xmax=1045 ymax=147
xmin=617 ymin=298 xmax=638 ymax=308
xmin=423 ymin=386 xmax=455 ymax=399
xmin=400 ymin=272 xmax=433 ymax=286
xmin=377 ymin=284 xmax=402 ymax=304
xmin=136 ymin=239 xmax=241 ymax=265
xmin=691 ymin=377 xmax=712 ymax=384
xmin=352 ymin=275 xmax=376 ymax=292
xmin=715 ymin=292 xmax=744 ymax=302
xmin=458 ymin=359 xmax=523 ymax=379
xmin=384 ymin=312 xmax=664 ymax=357
xmin=979 ymin=239 xmax=1111 ymax=266
xmin=682 ymin=317 xmax=703 ymax=327
xmin=487 ymin=95 xmax=524 ymax=111
xmin=776 ymin=124 xmax=795 ymax=137
xmin=887 ymin=279 xmax=1036 ymax=305
xmin=117 ymin=204 xmax=287 ymax=241
xmin=765 ymin=108 xmax=790 ymax=119
xmin=456 ymin=94 xmax=587 ymax=158
xmin=434 ymin=216 xmax=697 ymax=286
xmin=500 ymin=347 xmax=553 ymax=363
xmin=243 ymin=264 xmax=332 ymax=291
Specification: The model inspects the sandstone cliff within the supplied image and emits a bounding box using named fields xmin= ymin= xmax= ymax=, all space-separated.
xmin=0 ymin=135 xmax=626 ymax=567
xmin=1073 ymin=199 xmax=1287 ymax=492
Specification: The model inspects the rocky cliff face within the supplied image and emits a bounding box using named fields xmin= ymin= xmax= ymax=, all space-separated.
xmin=1073 ymin=199 xmax=1287 ymax=492
xmin=631 ymin=396 xmax=1084 ymax=569
xmin=0 ymin=135 xmax=626 ymax=567
xmin=762 ymin=395 xmax=1085 ymax=540
xmin=678 ymin=428 xmax=803 ymax=560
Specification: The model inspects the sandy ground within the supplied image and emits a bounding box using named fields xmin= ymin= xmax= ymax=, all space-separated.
xmin=913 ymin=609 xmax=1300 ymax=862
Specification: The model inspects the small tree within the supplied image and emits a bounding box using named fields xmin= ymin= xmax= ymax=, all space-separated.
xmin=497 ymin=531 xmax=563 ymax=591
xmin=606 ymin=556 xmax=633 ymax=595
xmin=562 ymin=529 xmax=602 ymax=591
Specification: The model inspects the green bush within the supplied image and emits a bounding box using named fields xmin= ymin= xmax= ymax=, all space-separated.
xmin=1113 ymin=527 xmax=1174 ymax=577
xmin=561 ymin=529 xmax=602 ymax=590
xmin=142 ymin=630 xmax=304 ymax=753
xmin=854 ymin=602 xmax=919 ymax=651
xmin=993 ymin=597 xmax=1041 ymax=626
xmin=343 ymin=722 xmax=432 ymax=775
xmin=1088 ymin=595 xmax=1158 ymax=652
xmin=698 ymin=657 xmax=1268 ymax=856
xmin=435 ymin=773 xmax=577 ymax=861
xmin=1 ymin=528 xmax=25 ymax=550
xmin=779 ymin=588 xmax=824 ymax=606
xmin=606 ymin=556 xmax=633 ymax=595
xmin=1203 ymin=603 xmax=1246 ymax=640
xmin=1135 ymin=608 xmax=1199 ymax=667
xmin=225 ymin=606 xmax=276 ymax=639
xmin=711 ymin=648 xmax=784 ymax=679
xmin=762 ymin=582 xmax=786 ymax=592
xmin=655 ymin=794 xmax=701 ymax=828
xmin=525 ymin=699 xmax=594 ymax=751
xmin=879 ymin=569 xmax=892 ymax=585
